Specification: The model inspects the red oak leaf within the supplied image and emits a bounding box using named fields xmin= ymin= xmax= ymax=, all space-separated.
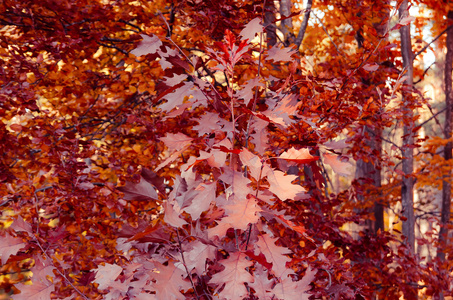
xmin=94 ymin=263 xmax=123 ymax=290
xmin=240 ymin=17 xmax=263 ymax=42
xmin=267 ymin=45 xmax=295 ymax=62
xmin=192 ymin=112 xmax=222 ymax=136
xmin=250 ymin=118 xmax=269 ymax=155
xmin=163 ymin=201 xmax=188 ymax=227
xmin=10 ymin=216 xmax=33 ymax=235
xmin=322 ymin=153 xmax=353 ymax=176
xmin=210 ymin=252 xmax=254 ymax=300
xmin=13 ymin=257 xmax=56 ymax=300
xmin=150 ymin=261 xmax=191 ymax=300
xmin=130 ymin=34 xmax=162 ymax=57
xmin=273 ymin=267 xmax=316 ymax=300
xmin=182 ymin=240 xmax=216 ymax=274
xmin=278 ymin=147 xmax=318 ymax=164
xmin=183 ymin=181 xmax=216 ymax=220
xmin=13 ymin=281 xmax=55 ymax=300
xmin=239 ymin=147 xmax=264 ymax=180
xmin=363 ymin=63 xmax=379 ymax=72
xmin=118 ymin=173 xmax=158 ymax=201
xmin=255 ymin=234 xmax=292 ymax=276
xmin=0 ymin=235 xmax=26 ymax=265
xmin=208 ymin=196 xmax=261 ymax=238
xmin=266 ymin=169 xmax=306 ymax=201
xmin=249 ymin=265 xmax=275 ymax=300
xmin=160 ymin=132 xmax=193 ymax=152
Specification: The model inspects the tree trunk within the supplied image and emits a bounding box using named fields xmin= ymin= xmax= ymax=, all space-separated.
xmin=353 ymin=1 xmax=388 ymax=235
xmin=279 ymin=0 xmax=294 ymax=45
xmin=354 ymin=128 xmax=383 ymax=234
xmin=264 ymin=1 xmax=277 ymax=47
xmin=294 ymin=0 xmax=312 ymax=49
xmin=436 ymin=9 xmax=453 ymax=300
xmin=399 ymin=0 xmax=415 ymax=253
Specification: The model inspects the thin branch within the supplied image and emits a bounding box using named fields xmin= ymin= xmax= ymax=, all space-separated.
xmin=176 ymin=229 xmax=200 ymax=300
xmin=33 ymin=238 xmax=89 ymax=300
xmin=311 ymin=11 xmax=345 ymax=58
xmin=414 ymin=25 xmax=453 ymax=59
xmin=118 ymin=19 xmax=142 ymax=33
xmin=414 ymin=61 xmax=436 ymax=84
xmin=97 ymin=42 xmax=128 ymax=55
xmin=417 ymin=106 xmax=446 ymax=129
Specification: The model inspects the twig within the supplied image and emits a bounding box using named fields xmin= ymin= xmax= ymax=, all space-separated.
xmin=176 ymin=229 xmax=200 ymax=300
xmin=33 ymin=236 xmax=89 ymax=299
xmin=311 ymin=11 xmax=345 ymax=58
xmin=418 ymin=106 xmax=445 ymax=133
xmin=414 ymin=25 xmax=453 ymax=59
xmin=414 ymin=62 xmax=436 ymax=84
xmin=97 ymin=42 xmax=128 ymax=55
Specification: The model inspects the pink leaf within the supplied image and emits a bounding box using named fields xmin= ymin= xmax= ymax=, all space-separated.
xmin=266 ymin=169 xmax=306 ymax=201
xmin=183 ymin=240 xmax=216 ymax=274
xmin=250 ymin=118 xmax=269 ymax=155
xmin=273 ymin=267 xmax=316 ymax=300
xmin=183 ymin=181 xmax=216 ymax=220
xmin=192 ymin=112 xmax=222 ymax=136
xmin=278 ymin=147 xmax=318 ymax=164
xmin=130 ymin=34 xmax=162 ymax=57
xmin=240 ymin=17 xmax=263 ymax=41
xmin=322 ymin=153 xmax=353 ymax=176
xmin=151 ymin=261 xmax=191 ymax=300
xmin=255 ymin=234 xmax=292 ymax=276
xmin=159 ymin=82 xmax=193 ymax=112
xmin=155 ymin=148 xmax=188 ymax=172
xmin=208 ymin=196 xmax=261 ymax=238
xmin=163 ymin=201 xmax=188 ymax=227
xmin=263 ymin=94 xmax=299 ymax=127
xmin=77 ymin=182 xmax=95 ymax=190
xmin=363 ymin=63 xmax=379 ymax=72
xmin=13 ymin=281 xmax=55 ymax=300
xmin=210 ymin=252 xmax=254 ymax=300
xmin=249 ymin=265 xmax=274 ymax=300
xmin=160 ymin=132 xmax=193 ymax=151
xmin=237 ymin=77 xmax=264 ymax=106
xmin=399 ymin=15 xmax=415 ymax=26
xmin=323 ymin=139 xmax=348 ymax=149
xmin=267 ymin=45 xmax=294 ymax=62
xmin=94 ymin=263 xmax=123 ymax=290
xmin=10 ymin=216 xmax=33 ymax=235
xmin=13 ymin=256 xmax=56 ymax=300
xmin=0 ymin=235 xmax=26 ymax=265
xmin=118 ymin=174 xmax=158 ymax=201
xmin=239 ymin=148 xmax=264 ymax=180
xmin=162 ymin=74 xmax=188 ymax=86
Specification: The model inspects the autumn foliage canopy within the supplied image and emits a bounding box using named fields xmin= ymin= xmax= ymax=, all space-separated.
xmin=0 ymin=0 xmax=452 ymax=299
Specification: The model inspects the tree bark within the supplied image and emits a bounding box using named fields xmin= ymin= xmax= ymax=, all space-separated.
xmin=353 ymin=1 xmax=388 ymax=235
xmin=294 ymin=0 xmax=312 ymax=49
xmin=279 ymin=0 xmax=294 ymax=45
xmin=264 ymin=0 xmax=277 ymax=47
xmin=399 ymin=0 xmax=415 ymax=253
xmin=436 ymin=9 xmax=453 ymax=300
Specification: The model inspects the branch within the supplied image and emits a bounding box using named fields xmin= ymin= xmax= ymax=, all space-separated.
xmin=414 ymin=25 xmax=453 ymax=59
xmin=176 ymin=229 xmax=200 ymax=300
xmin=311 ymin=11 xmax=345 ymax=58
xmin=417 ymin=106 xmax=446 ymax=129
xmin=294 ymin=0 xmax=312 ymax=49
xmin=97 ymin=42 xmax=128 ymax=55
xmin=413 ymin=61 xmax=436 ymax=84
